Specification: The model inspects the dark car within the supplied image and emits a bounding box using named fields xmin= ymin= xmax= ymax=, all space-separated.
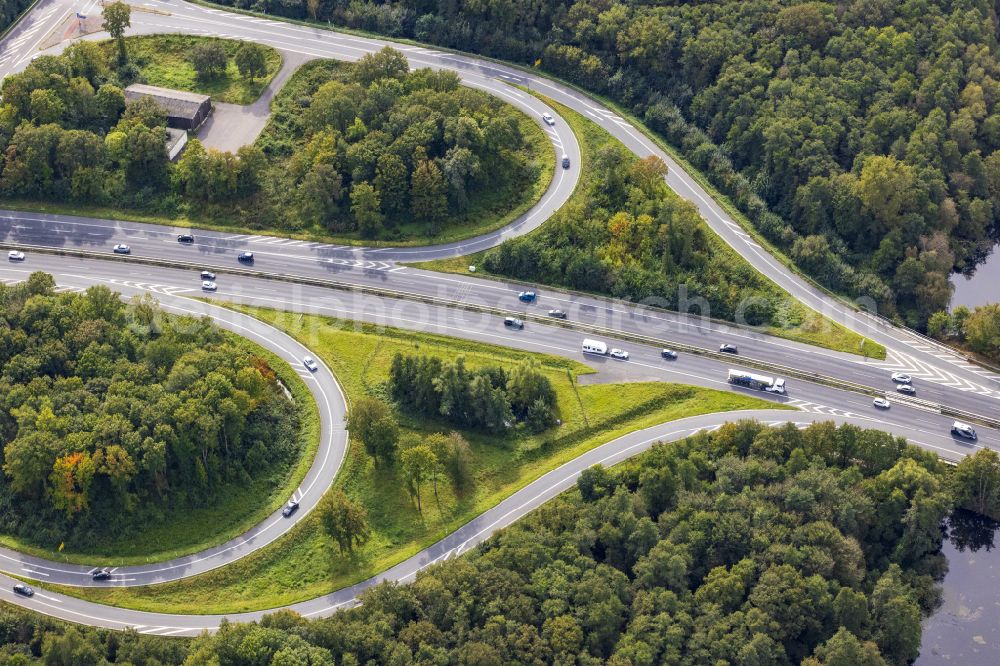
xmin=518 ymin=291 xmax=536 ymax=303
xmin=561 ymin=154 xmax=570 ymax=169
xmin=12 ymin=584 xmax=33 ymax=597
xmin=719 ymin=344 xmax=738 ymax=354
xmin=504 ymin=317 xmax=524 ymax=329
xmin=661 ymin=349 xmax=678 ymax=360
xmin=547 ymin=310 xmax=567 ymax=319
xmin=91 ymin=570 xmax=111 ymax=581
xmin=238 ymin=251 xmax=254 ymax=264
xmin=895 ymin=384 xmax=916 ymax=395
xmin=177 ymin=234 xmax=195 ymax=244
xmin=113 ymin=243 xmax=131 ymax=254
xmin=200 ymin=270 xmax=216 ymax=280
xmin=281 ymin=499 xmax=299 ymax=517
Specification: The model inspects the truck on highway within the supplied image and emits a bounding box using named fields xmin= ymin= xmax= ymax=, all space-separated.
xmin=727 ymin=369 xmax=786 ymax=395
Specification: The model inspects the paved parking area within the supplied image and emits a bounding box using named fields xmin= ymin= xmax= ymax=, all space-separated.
xmin=197 ymin=49 xmax=312 ymax=153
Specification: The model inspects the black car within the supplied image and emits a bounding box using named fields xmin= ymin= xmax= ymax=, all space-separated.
xmin=92 ymin=570 xmax=111 ymax=581
xmin=12 ymin=584 xmax=33 ymax=597
xmin=661 ymin=349 xmax=678 ymax=359
xmin=177 ymin=234 xmax=195 ymax=244
xmin=200 ymin=270 xmax=216 ymax=280
xmin=719 ymin=344 xmax=738 ymax=354
xmin=547 ymin=310 xmax=567 ymax=319
xmin=238 ymin=251 xmax=254 ymax=264
xmin=282 ymin=499 xmax=299 ymax=517
xmin=504 ymin=317 xmax=524 ymax=329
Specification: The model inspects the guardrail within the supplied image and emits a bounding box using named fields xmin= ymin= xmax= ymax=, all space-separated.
xmin=5 ymin=240 xmax=1000 ymax=433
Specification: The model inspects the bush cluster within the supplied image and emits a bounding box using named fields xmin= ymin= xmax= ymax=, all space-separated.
xmin=388 ymin=353 xmax=557 ymax=434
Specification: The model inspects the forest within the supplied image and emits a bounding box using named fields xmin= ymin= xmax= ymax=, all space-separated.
xmin=0 ymin=0 xmax=31 ymax=35
xmin=0 ymin=273 xmax=301 ymax=548
xmin=0 ymin=44 xmax=543 ymax=240
xmin=207 ymin=0 xmax=1000 ymax=328
xmin=3 ymin=419 xmax=992 ymax=665
xmin=482 ymin=140 xmax=800 ymax=328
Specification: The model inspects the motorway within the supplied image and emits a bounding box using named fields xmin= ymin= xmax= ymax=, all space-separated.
xmin=0 ymin=0 xmax=996 ymax=405
xmin=0 ymin=0 xmax=998 ymax=636
xmin=3 ymin=214 xmax=999 ymax=419
xmin=1 ymin=262 xmax=997 ymax=634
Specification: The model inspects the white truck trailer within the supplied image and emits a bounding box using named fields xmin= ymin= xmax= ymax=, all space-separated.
xmin=727 ymin=369 xmax=786 ymax=394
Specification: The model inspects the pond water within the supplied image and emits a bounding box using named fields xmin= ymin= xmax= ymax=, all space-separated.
xmin=918 ymin=511 xmax=1000 ymax=664
xmin=951 ymin=244 xmax=1000 ymax=309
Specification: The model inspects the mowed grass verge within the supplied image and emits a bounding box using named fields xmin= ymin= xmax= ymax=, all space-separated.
xmin=104 ymin=35 xmax=282 ymax=105
xmin=48 ymin=307 xmax=786 ymax=614
xmin=0 ymin=334 xmax=320 ymax=565
xmin=411 ymin=95 xmax=886 ymax=360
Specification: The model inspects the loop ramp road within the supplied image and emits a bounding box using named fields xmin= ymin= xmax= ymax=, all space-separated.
xmin=0 ymin=0 xmax=997 ymax=634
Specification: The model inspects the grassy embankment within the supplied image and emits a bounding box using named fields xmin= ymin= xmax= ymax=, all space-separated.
xmin=103 ymin=35 xmax=283 ymax=105
xmin=411 ymin=95 xmax=886 ymax=360
xmin=48 ymin=307 xmax=785 ymax=613
xmin=0 ymin=334 xmax=319 ymax=566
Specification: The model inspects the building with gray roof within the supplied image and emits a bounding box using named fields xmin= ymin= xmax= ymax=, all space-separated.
xmin=124 ymin=84 xmax=212 ymax=131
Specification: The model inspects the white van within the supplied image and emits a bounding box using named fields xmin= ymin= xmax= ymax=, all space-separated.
xmin=582 ymin=339 xmax=607 ymax=355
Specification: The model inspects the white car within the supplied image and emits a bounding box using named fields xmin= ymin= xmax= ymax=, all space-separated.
xmin=541 ymin=112 xmax=555 ymax=126
xmin=7 ymin=250 xmax=24 ymax=261
xmin=609 ymin=348 xmax=629 ymax=360
xmin=873 ymin=397 xmax=890 ymax=409
xmin=113 ymin=243 xmax=131 ymax=254
xmin=201 ymin=281 xmax=217 ymax=291
xmin=952 ymin=421 xmax=978 ymax=441
xmin=891 ymin=372 xmax=912 ymax=384
xmin=303 ymin=356 xmax=319 ymax=372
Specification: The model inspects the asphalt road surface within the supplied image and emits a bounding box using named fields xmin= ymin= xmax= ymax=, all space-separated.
xmin=0 ymin=0 xmax=997 ymax=635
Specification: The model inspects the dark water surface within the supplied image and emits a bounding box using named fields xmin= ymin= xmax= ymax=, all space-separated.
xmin=918 ymin=511 xmax=1000 ymax=664
xmin=951 ymin=244 xmax=1000 ymax=309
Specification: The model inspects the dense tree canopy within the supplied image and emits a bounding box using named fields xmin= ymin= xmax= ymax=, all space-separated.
xmin=0 ymin=45 xmax=542 ymax=241
xmin=0 ymin=274 xmax=300 ymax=548
xmin=210 ymin=0 xmax=1000 ymax=327
xmin=0 ymin=0 xmax=33 ymax=34
xmin=256 ymin=49 xmax=541 ymax=237
xmin=482 ymin=145 xmax=802 ymax=328
xmin=927 ymin=302 xmax=1000 ymax=361
xmin=0 ymin=419 xmax=963 ymax=664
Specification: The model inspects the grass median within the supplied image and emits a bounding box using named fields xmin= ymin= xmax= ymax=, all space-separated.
xmin=106 ymin=35 xmax=283 ymax=105
xmin=411 ymin=95 xmax=885 ymax=361
xmin=45 ymin=306 xmax=787 ymax=614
